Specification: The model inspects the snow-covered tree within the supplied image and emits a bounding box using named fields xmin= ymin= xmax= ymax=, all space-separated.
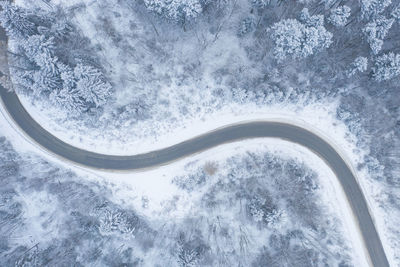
xmin=299 ymin=8 xmax=323 ymax=27
xmin=176 ymin=234 xmax=205 ymax=267
xmin=97 ymin=208 xmax=137 ymax=235
xmin=391 ymin=4 xmax=400 ymax=22
xmin=372 ymin=52 xmax=400 ymax=81
xmin=0 ymin=71 xmax=12 ymax=91
xmin=269 ymin=14 xmax=332 ymax=61
xmin=57 ymin=62 xmax=75 ymax=92
xmin=238 ymin=17 xmax=254 ymax=36
xmin=144 ymin=0 xmax=203 ymax=23
xmin=49 ymin=87 xmax=85 ymax=116
xmin=38 ymin=18 xmax=72 ymax=40
xmin=22 ymin=34 xmax=55 ymax=59
xmin=6 ymin=23 xmax=112 ymax=111
xmin=363 ymin=16 xmax=394 ymax=54
xmin=371 ymin=17 xmax=394 ymax=39
xmin=177 ymin=244 xmax=200 ymax=267
xmin=49 ymin=62 xmax=85 ymax=115
xmin=368 ymin=38 xmax=383 ymax=55
xmin=251 ymin=0 xmax=270 ymax=9
xmin=328 ymin=5 xmax=351 ymax=27
xmin=346 ymin=56 xmax=368 ymax=77
xmin=360 ymin=0 xmax=391 ymax=20
xmin=248 ymin=196 xmax=282 ymax=227
xmin=31 ymin=67 xmax=62 ymax=95
xmin=0 ymin=2 xmax=36 ymax=38
xmin=74 ymin=63 xmax=112 ymax=107
xmin=16 ymin=34 xmax=62 ymax=95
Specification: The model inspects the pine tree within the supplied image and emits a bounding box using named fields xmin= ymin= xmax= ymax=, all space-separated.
xmin=144 ymin=0 xmax=203 ymax=23
xmin=346 ymin=57 xmax=368 ymax=77
xmin=269 ymin=14 xmax=332 ymax=61
xmin=57 ymin=62 xmax=75 ymax=92
xmin=360 ymin=0 xmax=391 ymax=20
xmin=11 ymin=68 xmax=34 ymax=92
xmin=20 ymin=35 xmax=62 ymax=94
xmin=372 ymin=52 xmax=400 ymax=81
xmin=22 ymin=34 xmax=55 ymax=60
xmin=0 ymin=2 xmax=36 ymax=38
xmin=37 ymin=19 xmax=72 ymax=40
xmin=1 ymin=2 xmax=113 ymax=113
xmin=74 ymin=63 xmax=112 ymax=107
xmin=49 ymin=87 xmax=85 ymax=116
xmin=31 ymin=68 xmax=61 ymax=96
xmin=363 ymin=16 xmax=394 ymax=54
xmin=328 ymin=5 xmax=351 ymax=27
xmin=248 ymin=196 xmax=282 ymax=226
xmin=49 ymin=62 xmax=85 ymax=116
xmin=392 ymin=5 xmax=400 ymax=22
xmin=299 ymin=8 xmax=324 ymax=27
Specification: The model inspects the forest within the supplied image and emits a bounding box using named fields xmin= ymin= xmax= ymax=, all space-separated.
xmin=0 ymin=0 xmax=399 ymax=265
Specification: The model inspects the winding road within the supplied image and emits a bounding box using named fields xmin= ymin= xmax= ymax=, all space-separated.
xmin=0 ymin=29 xmax=389 ymax=266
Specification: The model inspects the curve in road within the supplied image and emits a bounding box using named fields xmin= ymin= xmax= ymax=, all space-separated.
xmin=0 ymin=31 xmax=388 ymax=267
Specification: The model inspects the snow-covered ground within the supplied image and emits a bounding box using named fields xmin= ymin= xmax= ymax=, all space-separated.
xmin=2 ymin=0 xmax=400 ymax=265
xmin=18 ymin=93 xmax=349 ymax=155
xmin=0 ymin=91 xmax=381 ymax=266
xmin=102 ymin=139 xmax=370 ymax=265
xmin=0 ymin=112 xmax=369 ymax=265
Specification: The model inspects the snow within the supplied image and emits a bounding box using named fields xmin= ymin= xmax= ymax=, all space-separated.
xmin=5 ymin=88 xmax=394 ymax=264
xmin=75 ymin=139 xmax=371 ymax=266
xmin=1 ymin=93 xmax=368 ymax=265
xmin=2 ymin=0 xmax=398 ymax=264
xmin=17 ymin=94 xmax=353 ymax=155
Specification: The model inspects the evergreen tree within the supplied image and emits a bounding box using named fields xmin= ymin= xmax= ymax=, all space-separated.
xmin=49 ymin=62 xmax=85 ymax=116
xmin=372 ymin=52 xmax=400 ymax=81
xmin=299 ymin=8 xmax=324 ymax=27
xmin=328 ymin=5 xmax=351 ymax=27
xmin=391 ymin=4 xmax=400 ymax=22
xmin=144 ymin=0 xmax=203 ymax=23
xmin=49 ymin=87 xmax=85 ymax=116
xmin=22 ymin=34 xmax=55 ymax=60
xmin=269 ymin=14 xmax=332 ymax=61
xmin=248 ymin=196 xmax=282 ymax=226
xmin=360 ymin=0 xmax=391 ymax=20
xmin=363 ymin=16 xmax=394 ymax=54
xmin=346 ymin=57 xmax=368 ymax=77
xmin=20 ymin=35 xmax=62 ymax=94
xmin=74 ymin=63 xmax=112 ymax=107
xmin=0 ymin=2 xmax=36 ymax=38
xmin=38 ymin=19 xmax=72 ymax=40
xmin=57 ymin=62 xmax=75 ymax=92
